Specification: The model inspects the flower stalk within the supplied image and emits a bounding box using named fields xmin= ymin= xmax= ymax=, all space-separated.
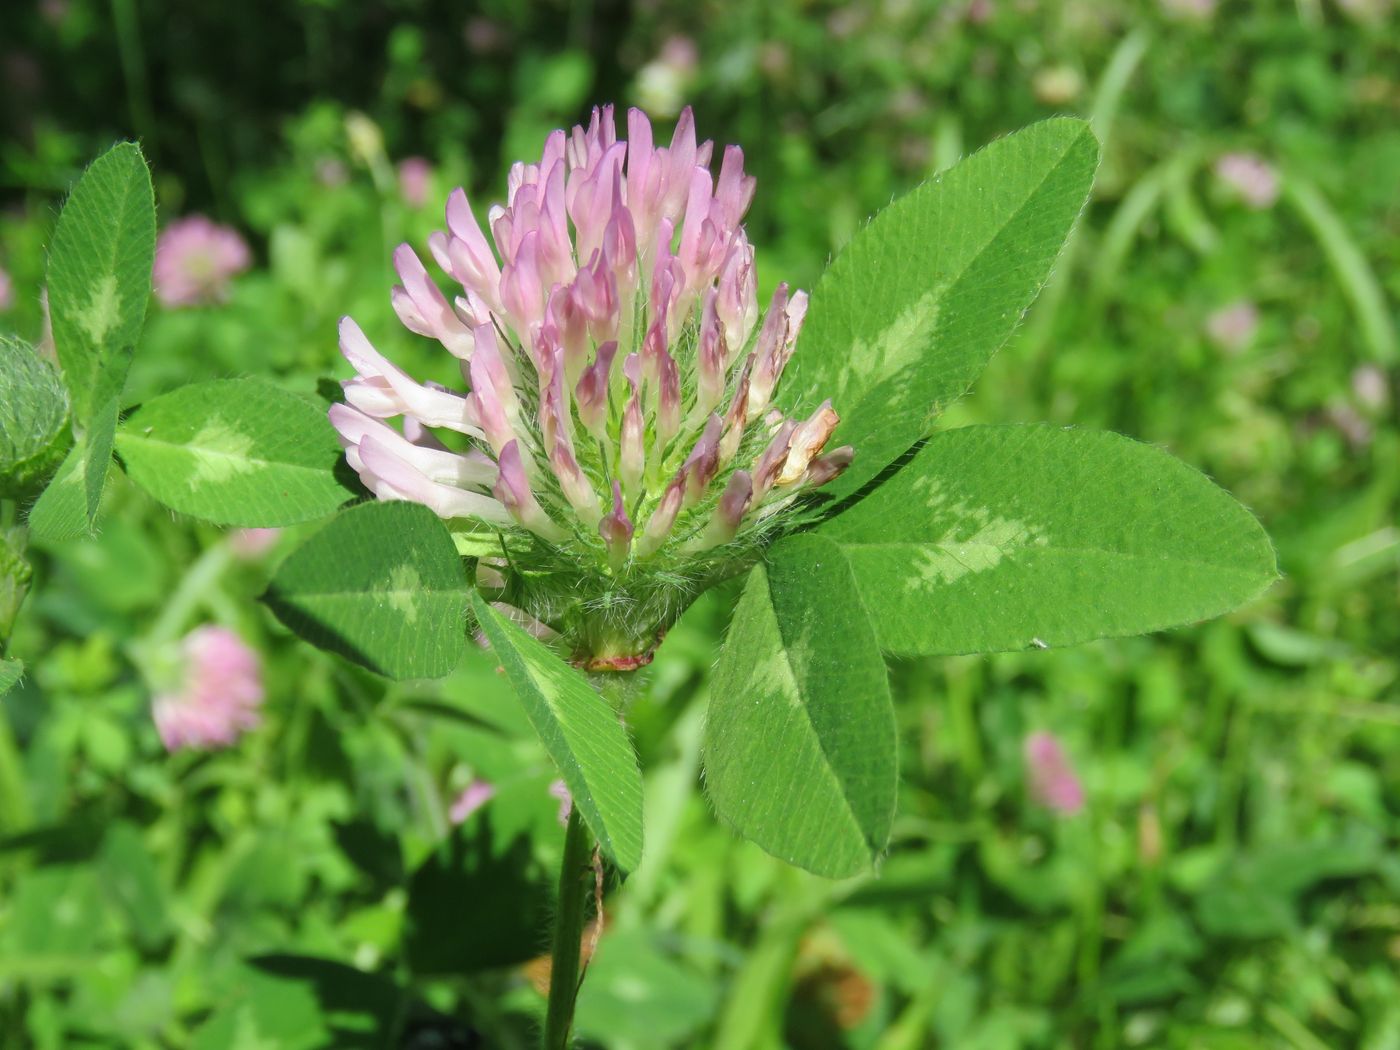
xmin=542 ymin=803 xmax=593 ymax=1050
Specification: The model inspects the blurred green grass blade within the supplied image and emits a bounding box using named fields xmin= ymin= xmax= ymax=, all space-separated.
xmin=1164 ymin=157 xmax=1219 ymax=255
xmin=116 ymin=377 xmax=355 ymax=526
xmin=1021 ymin=31 xmax=1146 ymax=358
xmin=819 ymin=424 xmax=1278 ymax=655
xmin=468 ymin=590 xmax=644 ymax=871
xmin=779 ymin=119 xmax=1099 ymax=502
xmin=264 ymin=500 xmax=468 ymax=680
xmin=1089 ymin=30 xmax=1150 ymax=144
xmin=621 ymin=698 xmax=705 ymax=914
xmin=711 ymin=908 xmax=808 ymax=1050
xmin=704 ymin=535 xmax=897 ymax=878
xmin=1090 ymin=160 xmax=1172 ymax=302
xmin=573 ymin=930 xmax=720 ymax=1048
xmin=1283 ymin=173 xmax=1398 ymax=364
xmin=0 ymin=691 xmax=28 ymax=835
xmin=45 ymin=142 xmax=154 ymax=425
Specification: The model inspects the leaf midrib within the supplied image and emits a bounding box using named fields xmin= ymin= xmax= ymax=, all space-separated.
xmin=272 ymin=584 xmax=463 ymax=602
xmin=472 ymin=600 xmax=633 ymax=863
xmin=54 ymin=150 xmax=146 ymax=338
xmin=517 ymin=662 xmax=629 ymax=862
xmin=801 ymin=122 xmax=1093 ymax=400
xmin=757 ymin=567 xmax=870 ymax=856
xmin=833 ymin=538 xmax=1269 ymax=576
xmin=116 ymin=430 xmax=336 ymax=477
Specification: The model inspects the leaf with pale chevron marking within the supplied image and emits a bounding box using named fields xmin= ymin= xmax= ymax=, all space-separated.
xmin=264 ymin=501 xmax=468 ymax=679
xmin=817 ymin=424 xmax=1278 ymax=655
xmin=779 ymin=119 xmax=1099 ymax=502
xmin=470 ymin=591 xmax=645 ymax=871
xmin=704 ymin=534 xmax=897 ymax=878
xmin=117 ymin=378 xmax=355 ymax=526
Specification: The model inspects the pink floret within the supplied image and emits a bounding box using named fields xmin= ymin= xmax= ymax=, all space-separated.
xmin=153 ymin=215 xmax=252 ymax=307
xmin=1024 ymin=731 xmax=1085 ymax=816
xmin=153 ymin=626 xmax=264 ymax=751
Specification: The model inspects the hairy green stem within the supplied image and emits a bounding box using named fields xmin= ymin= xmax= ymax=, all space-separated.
xmin=540 ymin=666 xmax=636 ymax=1047
xmin=542 ymin=803 xmax=593 ymax=1050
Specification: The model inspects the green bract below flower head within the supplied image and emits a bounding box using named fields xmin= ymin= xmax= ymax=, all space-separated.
xmin=331 ymin=105 xmax=851 ymax=665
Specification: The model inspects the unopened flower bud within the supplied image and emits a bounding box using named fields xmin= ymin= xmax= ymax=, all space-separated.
xmin=803 ymin=445 xmax=855 ymax=489
xmin=636 ymin=476 xmax=684 ymax=558
xmin=575 ymin=340 xmax=618 ymax=437
xmin=598 ymin=481 xmax=633 ymax=571
xmin=680 ymin=415 xmax=723 ymax=506
xmin=777 ymin=399 xmax=839 ymax=485
xmin=620 ymin=383 xmax=646 ymax=495
xmin=752 ymin=420 xmax=796 ymax=501
xmin=688 ymin=470 xmax=752 ymax=552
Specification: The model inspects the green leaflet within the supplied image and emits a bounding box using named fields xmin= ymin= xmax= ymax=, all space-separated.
xmin=81 ymin=344 xmax=132 ymax=528
xmin=116 ymin=378 xmax=355 ymax=526
xmin=704 ymin=534 xmax=897 ymax=878
xmin=0 ymin=336 xmax=71 ymax=501
xmin=0 ymin=658 xmax=20 ymax=698
xmin=264 ymin=501 xmax=469 ymax=680
xmin=27 ymin=436 xmax=97 ymax=542
xmin=46 ymin=142 xmax=155 ymax=426
xmin=817 ymin=424 xmax=1279 ymax=655
xmin=27 ymin=345 xmax=129 ymax=537
xmin=469 ymin=591 xmax=645 ymax=871
xmin=0 ymin=529 xmax=30 ymax=653
xmin=778 ymin=119 xmax=1099 ymax=501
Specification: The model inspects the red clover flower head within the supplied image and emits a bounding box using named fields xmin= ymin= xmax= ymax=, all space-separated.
xmin=331 ymin=106 xmax=851 ymax=651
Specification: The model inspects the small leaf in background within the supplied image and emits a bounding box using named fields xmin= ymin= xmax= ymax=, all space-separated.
xmin=116 ymin=378 xmax=355 ymax=527
xmin=6 ymin=864 xmax=110 ymax=957
xmin=98 ymin=822 xmax=170 ymax=951
xmin=0 ymin=335 xmax=71 ymax=501
xmin=469 ymin=591 xmax=645 ymax=871
xmin=573 ymin=930 xmax=720 ymax=1048
xmin=704 ymin=533 xmax=897 ymax=878
xmin=404 ymin=806 xmax=555 ymax=975
xmin=779 ymin=119 xmax=1099 ymax=500
xmin=264 ymin=500 xmax=468 ymax=679
xmin=45 ymin=142 xmax=155 ymax=425
xmin=819 ymin=424 xmax=1278 ymax=655
xmin=190 ymin=955 xmax=402 ymax=1050
xmin=0 ymin=658 xmax=20 ymax=698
